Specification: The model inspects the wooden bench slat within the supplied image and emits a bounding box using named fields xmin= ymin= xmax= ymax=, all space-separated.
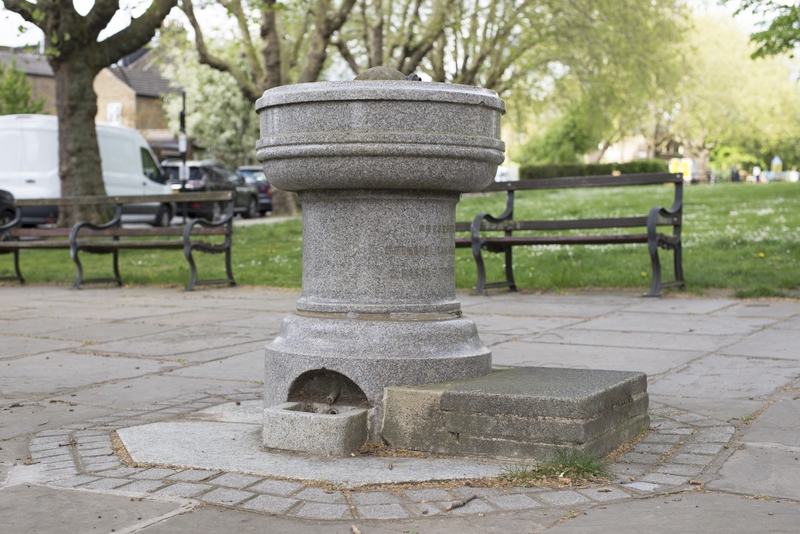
xmin=481 ymin=172 xmax=682 ymax=192
xmin=0 ymin=241 xmax=70 ymax=249
xmin=14 ymin=191 xmax=234 ymax=207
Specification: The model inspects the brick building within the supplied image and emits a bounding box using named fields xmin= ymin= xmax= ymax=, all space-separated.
xmin=0 ymin=48 xmax=184 ymax=160
xmin=0 ymin=50 xmax=57 ymax=114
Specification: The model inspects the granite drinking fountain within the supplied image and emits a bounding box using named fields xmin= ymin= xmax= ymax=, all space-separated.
xmin=255 ymin=67 xmax=650 ymax=459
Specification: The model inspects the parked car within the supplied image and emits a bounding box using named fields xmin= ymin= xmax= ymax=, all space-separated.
xmin=0 ymin=114 xmax=174 ymax=227
xmin=236 ymin=165 xmax=272 ymax=215
xmin=1 ymin=188 xmax=15 ymax=241
xmin=162 ymin=160 xmax=260 ymax=220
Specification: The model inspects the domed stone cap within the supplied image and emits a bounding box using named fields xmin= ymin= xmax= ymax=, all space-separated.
xmin=354 ymin=66 xmax=408 ymax=81
xmin=255 ymin=79 xmax=505 ymax=192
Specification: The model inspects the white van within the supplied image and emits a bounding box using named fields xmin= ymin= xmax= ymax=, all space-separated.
xmin=0 ymin=114 xmax=174 ymax=226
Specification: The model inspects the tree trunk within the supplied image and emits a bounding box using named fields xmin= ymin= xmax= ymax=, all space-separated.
xmin=271 ymin=187 xmax=299 ymax=216
xmin=52 ymin=57 xmax=112 ymax=226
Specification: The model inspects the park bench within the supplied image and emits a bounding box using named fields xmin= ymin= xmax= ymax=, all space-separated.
xmin=455 ymin=172 xmax=685 ymax=297
xmin=0 ymin=192 xmax=236 ymax=290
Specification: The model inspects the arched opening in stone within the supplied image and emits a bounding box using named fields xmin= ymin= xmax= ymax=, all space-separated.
xmin=287 ymin=369 xmax=368 ymax=410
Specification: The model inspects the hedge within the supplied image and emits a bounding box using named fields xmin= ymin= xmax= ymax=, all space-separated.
xmin=519 ymin=160 xmax=668 ymax=180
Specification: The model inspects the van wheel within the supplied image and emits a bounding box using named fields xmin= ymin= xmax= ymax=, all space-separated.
xmin=154 ymin=205 xmax=172 ymax=227
xmin=243 ymin=197 xmax=259 ymax=219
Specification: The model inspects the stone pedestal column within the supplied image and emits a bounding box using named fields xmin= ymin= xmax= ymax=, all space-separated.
xmin=256 ymin=71 xmax=505 ymax=441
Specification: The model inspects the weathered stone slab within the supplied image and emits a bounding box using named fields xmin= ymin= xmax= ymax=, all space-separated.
xmin=382 ymin=367 xmax=649 ymax=459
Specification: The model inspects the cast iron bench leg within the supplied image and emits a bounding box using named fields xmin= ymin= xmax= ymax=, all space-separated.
xmin=674 ymin=242 xmax=685 ymax=288
xmin=14 ymin=250 xmax=25 ymax=283
xmin=472 ymin=240 xmax=487 ymax=296
xmin=184 ymin=243 xmax=198 ymax=291
xmin=504 ymin=245 xmax=517 ymax=292
xmin=646 ymin=237 xmax=662 ymax=297
xmin=72 ymin=247 xmax=84 ymax=289
xmin=224 ymin=245 xmax=236 ymax=286
xmin=112 ymin=250 xmax=122 ymax=286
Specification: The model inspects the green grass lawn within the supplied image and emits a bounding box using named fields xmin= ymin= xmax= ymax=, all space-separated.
xmin=2 ymin=181 xmax=798 ymax=297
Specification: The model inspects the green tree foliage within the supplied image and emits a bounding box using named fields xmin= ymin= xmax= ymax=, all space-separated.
xmin=506 ymin=0 xmax=687 ymax=164
xmin=0 ymin=60 xmax=45 ymax=114
xmin=157 ymin=28 xmax=260 ymax=168
xmin=652 ymin=15 xmax=800 ymax=177
xmin=726 ymin=0 xmax=800 ymax=58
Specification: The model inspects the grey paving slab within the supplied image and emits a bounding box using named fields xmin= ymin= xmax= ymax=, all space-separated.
xmin=165 ymin=351 xmax=265 ymax=382
xmin=208 ymin=472 xmax=263 ymax=489
xmin=356 ymin=503 xmax=410 ymax=519
xmin=131 ymin=308 xmax=266 ymax=327
xmin=61 ymin=374 xmax=256 ymax=410
xmin=133 ymin=468 xmax=180 ymax=480
xmin=721 ymin=329 xmax=800 ymax=359
xmin=740 ymin=399 xmax=800 ymax=447
xmin=214 ymin=311 xmax=291 ymax=330
xmin=0 ymin=336 xmax=84 ymax=358
xmin=0 ymin=484 xmax=182 ymax=533
xmin=200 ymin=487 xmax=255 ymax=506
xmin=118 ymin=479 xmax=166 ymax=493
xmin=294 ymin=502 xmax=352 ymax=519
xmin=0 ymin=352 xmax=171 ymax=397
xmin=490 ymin=340 xmax=703 ymax=376
xmin=0 ymin=317 xmax=99 ymax=336
xmin=576 ymin=486 xmax=631 ymax=502
xmin=548 ymin=492 xmax=800 ymax=533
xmin=712 ymin=301 xmax=800 ymax=318
xmin=239 ymin=494 xmax=299 ymax=514
xmin=87 ymin=328 xmax=271 ymax=359
xmin=655 ymin=464 xmax=703 ymax=477
xmin=294 ymin=487 xmax=347 ymax=503
xmin=649 ymin=354 xmax=799 ymax=399
xmin=460 ymin=296 xmax=628 ymax=318
xmin=708 ymin=445 xmax=800 ymax=500
xmin=485 ymin=493 xmax=542 ymax=510
xmin=0 ymin=400 xmax=111 ymax=440
xmin=166 ymin=469 xmax=220 ymax=482
xmin=350 ymin=490 xmax=404 ymax=505
xmin=640 ymin=473 xmax=689 ymax=485
xmin=650 ymin=395 xmax=766 ymax=422
xmin=154 ymin=482 xmax=212 ymax=498
xmin=84 ymin=477 xmax=142 ymax=490
xmin=576 ymin=312 xmax=776 ymax=336
xmin=534 ymin=328 xmax=736 ymax=353
xmin=445 ymin=497 xmax=495 ymax=515
xmin=775 ymin=315 xmax=800 ymax=330
xmin=470 ymin=315 xmax=584 ymax=335
xmin=535 ymin=490 xmax=593 ymax=506
xmin=622 ymin=297 xmax=737 ymax=315
xmin=403 ymin=488 xmax=454 ymax=502
xmin=248 ymin=479 xmax=306 ymax=496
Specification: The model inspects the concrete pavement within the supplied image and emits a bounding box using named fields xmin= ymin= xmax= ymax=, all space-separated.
xmin=1 ymin=285 xmax=799 ymax=532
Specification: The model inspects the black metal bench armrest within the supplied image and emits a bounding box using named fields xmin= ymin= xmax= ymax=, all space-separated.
xmin=69 ymin=204 xmax=123 ymax=248
xmin=182 ymin=202 xmax=234 ymax=244
xmin=1 ymin=208 xmax=23 ymax=233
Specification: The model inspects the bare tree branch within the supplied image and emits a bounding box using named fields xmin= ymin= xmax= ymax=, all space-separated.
xmin=225 ymin=0 xmax=265 ymax=83
xmin=180 ymin=0 xmax=262 ymax=101
xmin=333 ymin=37 xmax=361 ymax=75
xmin=97 ymin=0 xmax=177 ymax=68
xmin=86 ymin=0 xmax=121 ymax=41
xmin=2 ymin=0 xmax=41 ymax=26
